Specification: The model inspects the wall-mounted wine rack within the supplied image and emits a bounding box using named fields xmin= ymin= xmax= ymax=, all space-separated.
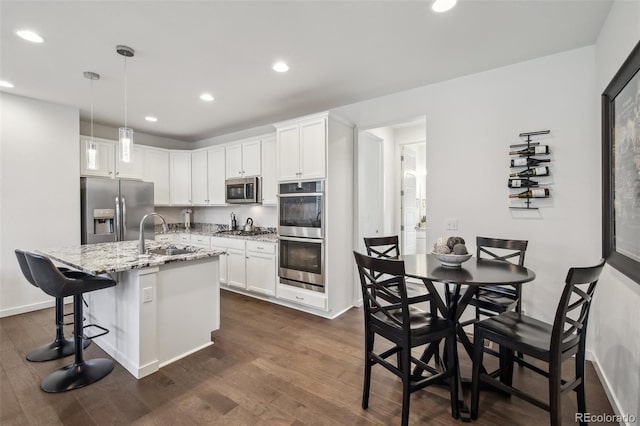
xmin=508 ymin=130 xmax=551 ymax=209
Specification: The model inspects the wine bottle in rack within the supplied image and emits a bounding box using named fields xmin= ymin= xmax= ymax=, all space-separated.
xmin=508 ymin=178 xmax=539 ymax=188
xmin=509 ymin=145 xmax=550 ymax=155
xmin=510 ymin=157 xmax=551 ymax=167
xmin=509 ymin=166 xmax=549 ymax=178
xmin=509 ymin=188 xmax=550 ymax=199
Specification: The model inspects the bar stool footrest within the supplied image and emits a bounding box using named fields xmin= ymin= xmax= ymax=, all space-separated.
xmin=81 ymin=323 xmax=109 ymax=340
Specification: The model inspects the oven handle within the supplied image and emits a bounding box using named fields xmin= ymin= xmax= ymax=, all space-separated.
xmin=278 ymin=192 xmax=324 ymax=198
xmin=278 ymin=236 xmax=324 ymax=244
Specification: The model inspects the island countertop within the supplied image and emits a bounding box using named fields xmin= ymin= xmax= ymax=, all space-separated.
xmin=37 ymin=240 xmax=223 ymax=275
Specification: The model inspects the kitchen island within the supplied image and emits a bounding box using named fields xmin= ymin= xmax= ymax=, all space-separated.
xmin=37 ymin=240 xmax=223 ymax=379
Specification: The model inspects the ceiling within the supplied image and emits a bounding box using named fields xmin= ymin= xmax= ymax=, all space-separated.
xmin=0 ymin=1 xmax=612 ymax=142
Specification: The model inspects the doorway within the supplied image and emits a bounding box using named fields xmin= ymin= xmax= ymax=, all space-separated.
xmin=355 ymin=116 xmax=427 ymax=257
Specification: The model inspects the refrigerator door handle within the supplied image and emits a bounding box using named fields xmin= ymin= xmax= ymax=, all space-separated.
xmin=115 ymin=196 xmax=121 ymax=241
xmin=122 ymin=196 xmax=127 ymax=238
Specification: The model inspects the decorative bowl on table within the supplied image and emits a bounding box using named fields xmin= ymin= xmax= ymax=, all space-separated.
xmin=431 ymin=251 xmax=473 ymax=267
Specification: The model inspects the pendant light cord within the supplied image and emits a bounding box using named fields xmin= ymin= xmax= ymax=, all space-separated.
xmin=124 ymin=56 xmax=128 ymax=130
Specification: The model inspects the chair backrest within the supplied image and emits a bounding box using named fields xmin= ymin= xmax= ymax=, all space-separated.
xmin=364 ymin=236 xmax=400 ymax=259
xmin=476 ymin=236 xmax=528 ymax=267
xmin=551 ymin=259 xmax=606 ymax=357
xmin=354 ymin=251 xmax=410 ymax=329
xmin=24 ymin=252 xmax=69 ymax=298
xmin=15 ymin=249 xmax=38 ymax=287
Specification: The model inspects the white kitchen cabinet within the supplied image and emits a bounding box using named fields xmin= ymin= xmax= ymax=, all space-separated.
xmin=276 ymin=284 xmax=327 ymax=310
xmin=155 ymin=234 xmax=174 ymax=243
xmin=225 ymin=139 xmax=261 ymax=179
xmin=169 ymin=151 xmax=192 ymax=205
xmin=80 ymin=137 xmax=115 ymax=178
xmin=116 ymin=144 xmax=144 ymax=180
xmin=226 ymin=248 xmax=246 ymax=289
xmin=191 ymin=150 xmax=208 ymax=205
xmin=246 ymin=241 xmax=276 ymax=296
xmin=176 ymin=233 xmax=191 ymax=244
xmin=190 ymin=234 xmax=211 ymax=248
xmin=260 ymin=136 xmax=277 ymax=205
xmin=275 ymin=115 xmax=326 ymax=181
xmin=207 ymin=146 xmax=226 ymax=205
xmin=143 ymin=147 xmax=170 ymax=205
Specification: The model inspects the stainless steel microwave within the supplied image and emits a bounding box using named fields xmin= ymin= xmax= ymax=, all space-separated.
xmin=225 ymin=177 xmax=261 ymax=204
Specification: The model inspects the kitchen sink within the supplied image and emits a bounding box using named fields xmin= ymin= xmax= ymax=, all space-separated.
xmin=148 ymin=247 xmax=194 ymax=256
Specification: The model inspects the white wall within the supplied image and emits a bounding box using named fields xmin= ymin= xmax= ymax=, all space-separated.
xmin=336 ymin=45 xmax=601 ymax=324
xmin=80 ymin=121 xmax=191 ymax=150
xmin=0 ymin=94 xmax=80 ymax=317
xmin=591 ymin=0 xmax=640 ymax=421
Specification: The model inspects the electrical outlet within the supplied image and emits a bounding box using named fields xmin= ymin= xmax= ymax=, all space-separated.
xmin=446 ymin=218 xmax=458 ymax=230
xmin=142 ymin=287 xmax=153 ymax=303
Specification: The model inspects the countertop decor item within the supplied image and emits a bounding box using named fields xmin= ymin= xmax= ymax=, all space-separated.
xmin=431 ymin=251 xmax=473 ymax=267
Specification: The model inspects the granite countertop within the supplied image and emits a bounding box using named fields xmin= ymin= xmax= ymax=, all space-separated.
xmin=160 ymin=228 xmax=278 ymax=243
xmin=37 ymin=240 xmax=223 ymax=275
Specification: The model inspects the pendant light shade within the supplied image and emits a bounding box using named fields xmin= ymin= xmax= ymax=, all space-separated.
xmin=117 ymin=45 xmax=134 ymax=163
xmin=84 ymin=71 xmax=100 ymax=170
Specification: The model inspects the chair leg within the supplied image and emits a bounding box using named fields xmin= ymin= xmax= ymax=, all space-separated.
xmin=471 ymin=328 xmax=484 ymax=420
xmin=362 ymin=329 xmax=374 ymax=409
xmin=26 ymin=297 xmax=89 ymax=362
xmin=41 ymin=295 xmax=114 ymax=393
xmin=575 ymin=345 xmax=587 ymax=423
xmin=549 ymin=359 xmax=562 ymax=426
xmin=499 ymin=346 xmax=515 ymax=388
xmin=400 ymin=346 xmax=411 ymax=426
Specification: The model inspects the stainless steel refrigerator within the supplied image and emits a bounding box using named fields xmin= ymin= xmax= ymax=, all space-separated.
xmin=81 ymin=177 xmax=155 ymax=244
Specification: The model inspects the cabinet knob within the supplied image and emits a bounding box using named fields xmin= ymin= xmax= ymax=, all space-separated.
xmin=108 ymin=171 xmax=113 ymax=175
xmin=295 ymin=296 xmax=304 ymax=300
xmin=116 ymin=172 xmax=119 ymax=175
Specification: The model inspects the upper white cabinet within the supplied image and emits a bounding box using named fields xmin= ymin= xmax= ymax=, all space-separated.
xmin=80 ymin=137 xmax=115 ymax=178
xmin=191 ymin=150 xmax=208 ymax=205
xmin=143 ymin=147 xmax=170 ymax=205
xmin=207 ymin=146 xmax=226 ymax=205
xmin=80 ymin=137 xmax=143 ymax=180
xmin=275 ymin=114 xmax=326 ymax=181
xmin=261 ymin=136 xmax=277 ymax=205
xmin=169 ymin=151 xmax=192 ymax=205
xmin=116 ymin=144 xmax=144 ymax=180
xmin=225 ymin=139 xmax=261 ymax=179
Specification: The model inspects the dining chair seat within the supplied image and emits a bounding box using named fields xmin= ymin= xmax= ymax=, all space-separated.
xmin=372 ymin=308 xmax=451 ymax=339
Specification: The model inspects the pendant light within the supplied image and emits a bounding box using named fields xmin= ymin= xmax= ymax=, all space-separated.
xmin=84 ymin=71 xmax=100 ymax=170
xmin=116 ymin=45 xmax=134 ymax=163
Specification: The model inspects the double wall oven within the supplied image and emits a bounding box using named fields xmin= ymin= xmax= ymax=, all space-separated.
xmin=278 ymin=181 xmax=325 ymax=292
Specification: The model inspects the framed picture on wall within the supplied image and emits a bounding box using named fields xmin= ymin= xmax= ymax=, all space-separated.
xmin=602 ymin=40 xmax=640 ymax=285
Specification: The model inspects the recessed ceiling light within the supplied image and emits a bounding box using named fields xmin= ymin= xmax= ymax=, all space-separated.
xmin=16 ymin=29 xmax=44 ymax=43
xmin=0 ymin=80 xmax=15 ymax=88
xmin=272 ymin=61 xmax=289 ymax=73
xmin=432 ymin=0 xmax=457 ymax=13
xmin=145 ymin=116 xmax=158 ymax=122
xmin=200 ymin=93 xmax=215 ymax=102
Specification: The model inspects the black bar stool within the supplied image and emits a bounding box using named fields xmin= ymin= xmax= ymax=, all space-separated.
xmin=14 ymin=249 xmax=91 ymax=362
xmin=25 ymin=252 xmax=116 ymax=392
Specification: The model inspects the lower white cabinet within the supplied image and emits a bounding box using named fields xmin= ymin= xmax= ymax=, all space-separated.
xmin=276 ymin=284 xmax=327 ymax=310
xmin=246 ymin=241 xmax=276 ymax=296
xmin=155 ymin=234 xmax=174 ymax=244
xmin=226 ymin=249 xmax=246 ymax=289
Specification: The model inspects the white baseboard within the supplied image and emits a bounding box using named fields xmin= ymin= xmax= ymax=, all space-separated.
xmin=586 ymin=349 xmax=630 ymax=425
xmin=0 ymin=296 xmax=74 ymax=318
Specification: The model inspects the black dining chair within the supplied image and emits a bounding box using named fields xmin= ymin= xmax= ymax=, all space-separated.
xmin=471 ymin=259 xmax=605 ymax=426
xmin=354 ymin=251 xmax=458 ymax=426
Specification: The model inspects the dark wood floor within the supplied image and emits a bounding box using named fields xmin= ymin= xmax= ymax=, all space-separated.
xmin=1 ymin=291 xmax=614 ymax=425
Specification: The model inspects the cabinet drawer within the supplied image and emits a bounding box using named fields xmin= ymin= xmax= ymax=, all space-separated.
xmin=246 ymin=240 xmax=276 ymax=254
xmin=177 ymin=233 xmax=191 ymax=243
xmin=155 ymin=234 xmax=174 ymax=243
xmin=210 ymin=237 xmax=245 ymax=250
xmin=191 ymin=235 xmax=211 ymax=248
xmin=277 ymin=284 xmax=326 ymax=310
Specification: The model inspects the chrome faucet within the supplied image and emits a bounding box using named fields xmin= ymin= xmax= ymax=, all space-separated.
xmin=139 ymin=213 xmax=168 ymax=254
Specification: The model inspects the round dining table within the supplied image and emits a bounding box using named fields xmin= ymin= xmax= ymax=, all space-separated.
xmin=399 ymin=254 xmax=536 ymax=421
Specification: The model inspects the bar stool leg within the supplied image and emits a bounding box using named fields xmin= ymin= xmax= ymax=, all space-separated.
xmin=26 ymin=297 xmax=90 ymax=362
xmin=40 ymin=295 xmax=114 ymax=393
